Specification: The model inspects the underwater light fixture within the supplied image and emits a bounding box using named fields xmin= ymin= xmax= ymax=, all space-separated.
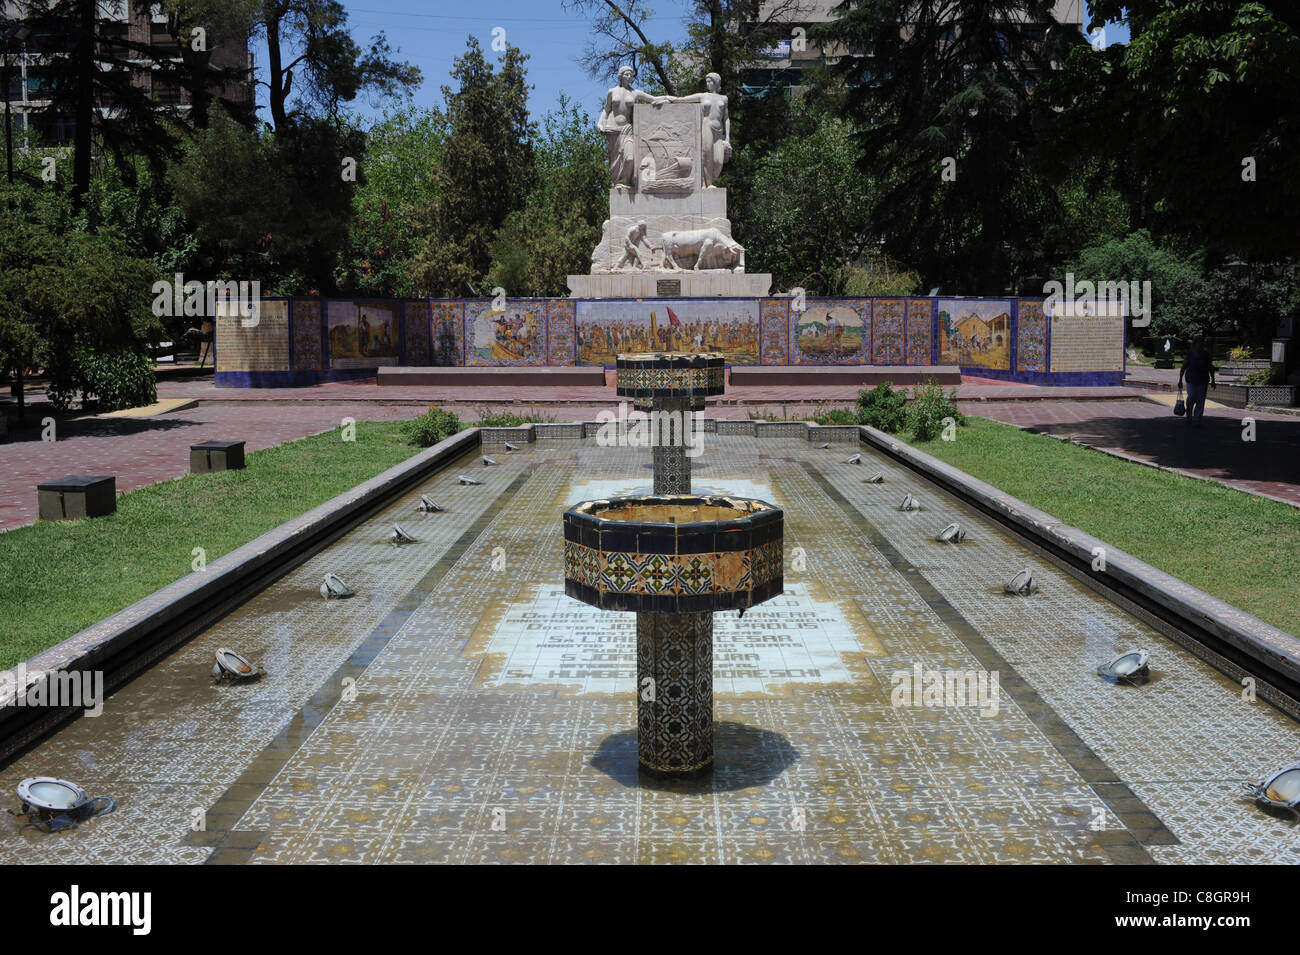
xmin=847 ymin=453 xmax=862 ymax=465
xmin=865 ymin=472 xmax=884 ymax=483
xmin=1243 ymin=763 xmax=1300 ymax=819
xmin=13 ymin=778 xmax=115 ymax=832
xmin=1097 ymin=649 xmax=1150 ymax=685
xmin=320 ymin=573 xmax=354 ymax=598
xmin=389 ymin=524 xmax=416 ymax=546
xmin=504 ymin=442 xmax=520 ymax=451
xmin=1005 ymin=568 xmax=1038 ymax=595
xmin=936 ymin=523 xmax=966 ymax=543
xmin=212 ymin=647 xmax=260 ymax=681
xmin=458 ymin=475 xmax=482 ymax=485
xmin=417 ymin=495 xmax=444 ymax=513
xmin=819 ymin=443 xmax=831 ymax=449
xmin=482 ymin=456 xmax=499 ymax=466
xmin=899 ymin=494 xmax=920 ymax=511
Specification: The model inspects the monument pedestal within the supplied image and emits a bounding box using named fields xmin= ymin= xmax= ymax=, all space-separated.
xmin=572 ymin=102 xmax=770 ymax=299
xmin=567 ymin=270 xmax=772 ymax=299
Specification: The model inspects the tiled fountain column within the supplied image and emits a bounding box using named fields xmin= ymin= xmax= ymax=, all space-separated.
xmin=651 ymin=396 xmax=692 ymax=495
xmin=637 ymin=610 xmax=714 ymax=775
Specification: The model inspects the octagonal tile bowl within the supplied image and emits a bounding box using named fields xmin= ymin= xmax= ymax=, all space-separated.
xmin=563 ymin=494 xmax=783 ymax=613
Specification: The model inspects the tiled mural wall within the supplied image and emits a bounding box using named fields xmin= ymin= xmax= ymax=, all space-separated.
xmin=215 ymin=297 xmax=1125 ymax=386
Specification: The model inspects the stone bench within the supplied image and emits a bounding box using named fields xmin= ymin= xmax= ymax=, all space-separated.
xmin=729 ymin=365 xmax=962 ymax=387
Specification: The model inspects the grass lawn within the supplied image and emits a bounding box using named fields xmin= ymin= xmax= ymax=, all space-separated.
xmin=0 ymin=421 xmax=426 ymax=669
xmin=903 ymin=416 xmax=1300 ymax=635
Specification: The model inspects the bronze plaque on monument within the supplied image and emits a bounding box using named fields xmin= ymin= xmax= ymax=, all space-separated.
xmin=656 ymin=279 xmax=682 ymax=297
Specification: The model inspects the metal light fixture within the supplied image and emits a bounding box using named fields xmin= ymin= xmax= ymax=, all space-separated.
xmin=504 ymin=442 xmax=520 ymax=452
xmin=1097 ymin=649 xmax=1150 ymax=685
xmin=936 ymin=523 xmax=966 ymax=543
xmin=846 ymin=453 xmax=862 ymax=465
xmin=482 ymin=456 xmax=498 ymax=466
xmin=864 ymin=472 xmax=884 ymax=484
xmin=320 ymin=573 xmax=354 ymax=598
xmin=1005 ymin=568 xmax=1038 ymax=595
xmin=1243 ymin=763 xmax=1300 ymax=819
xmin=212 ymin=648 xmax=260 ymax=681
xmin=14 ymin=777 xmax=115 ymax=832
xmin=389 ymin=524 xmax=417 ymax=546
xmin=899 ymin=494 xmax=920 ymax=511
xmin=818 ymin=442 xmax=831 ymax=449
xmin=458 ymin=475 xmax=482 ymax=485
xmin=417 ymin=495 xmax=443 ymax=513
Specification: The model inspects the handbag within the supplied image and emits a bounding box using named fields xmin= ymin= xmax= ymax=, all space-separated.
xmin=1173 ymin=386 xmax=1185 ymax=416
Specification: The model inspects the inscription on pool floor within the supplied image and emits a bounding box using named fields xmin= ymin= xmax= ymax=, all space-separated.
xmin=471 ymin=580 xmax=882 ymax=697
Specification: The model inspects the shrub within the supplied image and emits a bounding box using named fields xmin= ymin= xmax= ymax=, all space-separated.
xmin=400 ymin=406 xmax=463 ymax=447
xmin=906 ymin=379 xmax=965 ymax=442
xmin=474 ymin=406 xmax=556 ymax=427
xmin=813 ymin=408 xmax=860 ymax=425
xmin=1228 ymin=345 xmax=1254 ymax=363
xmin=855 ymin=382 xmax=907 ymax=432
xmin=1242 ymin=368 xmax=1277 ymax=386
xmin=47 ymin=347 xmax=157 ymax=412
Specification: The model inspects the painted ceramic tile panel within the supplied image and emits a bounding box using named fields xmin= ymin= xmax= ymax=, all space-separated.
xmin=291 ymin=299 xmax=322 ymax=371
xmin=871 ymin=298 xmax=904 ymax=364
xmin=938 ymin=298 xmax=1012 ymax=370
xmin=791 ymin=299 xmax=868 ymax=365
xmin=467 ymin=301 xmax=546 ymax=366
xmin=576 ymin=299 xmax=760 ymax=365
xmin=905 ymin=298 xmax=933 ymax=365
xmin=327 ymin=300 xmax=400 ymax=369
xmin=1016 ymin=299 xmax=1048 ymax=373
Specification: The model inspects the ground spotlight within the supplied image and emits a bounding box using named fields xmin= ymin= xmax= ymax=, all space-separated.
xmin=458 ymin=475 xmax=482 ymax=485
xmin=13 ymin=778 xmax=115 ymax=832
xmin=212 ymin=648 xmax=260 ymax=681
xmin=899 ymin=494 xmax=920 ymax=511
xmin=320 ymin=573 xmax=354 ymax=598
xmin=846 ymin=453 xmax=861 ymax=465
xmin=1097 ymin=649 xmax=1150 ymax=685
xmin=483 ymin=456 xmax=499 ymax=466
xmin=417 ymin=495 xmax=444 ymax=513
xmin=864 ymin=472 xmax=884 ymax=483
xmin=1243 ymin=763 xmax=1300 ymax=819
xmin=1005 ymin=568 xmax=1038 ymax=595
xmin=936 ymin=523 xmax=966 ymax=543
xmin=389 ymin=524 xmax=417 ymax=546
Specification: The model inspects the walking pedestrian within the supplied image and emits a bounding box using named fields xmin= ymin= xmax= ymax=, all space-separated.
xmin=1177 ymin=338 xmax=1217 ymax=426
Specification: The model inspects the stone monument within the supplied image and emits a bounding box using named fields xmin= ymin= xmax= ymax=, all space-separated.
xmin=568 ymin=71 xmax=772 ymax=299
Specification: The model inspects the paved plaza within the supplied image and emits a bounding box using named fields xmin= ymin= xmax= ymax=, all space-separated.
xmin=4 ymin=436 xmax=1297 ymax=864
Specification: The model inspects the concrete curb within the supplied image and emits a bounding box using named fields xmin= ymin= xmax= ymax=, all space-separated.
xmin=856 ymin=424 xmax=1300 ymax=709
xmin=0 ymin=427 xmax=480 ymax=764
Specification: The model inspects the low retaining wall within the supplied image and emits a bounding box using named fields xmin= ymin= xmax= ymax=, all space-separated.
xmin=729 ymin=365 xmax=962 ymax=387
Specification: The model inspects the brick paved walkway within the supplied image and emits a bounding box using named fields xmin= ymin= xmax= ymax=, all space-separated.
xmin=3 ymin=375 xmax=1295 ymax=533
xmin=963 ymin=398 xmax=1300 ymax=507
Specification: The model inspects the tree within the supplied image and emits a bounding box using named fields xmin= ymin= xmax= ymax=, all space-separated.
xmin=257 ymin=0 xmax=420 ymax=131
xmin=407 ymin=37 xmax=535 ymax=297
xmin=337 ymin=107 xmax=447 ymax=297
xmin=734 ymin=104 xmax=876 ymax=293
xmin=487 ymin=95 xmax=607 ymax=297
xmin=813 ymin=0 xmax=1073 ymax=292
xmin=563 ymin=0 xmax=678 ymax=95
xmin=1068 ymin=230 xmax=1200 ymax=343
xmin=170 ymin=107 xmax=364 ymax=293
xmin=1060 ymin=0 xmax=1300 ymax=261
xmin=0 ymin=200 xmax=161 ymax=416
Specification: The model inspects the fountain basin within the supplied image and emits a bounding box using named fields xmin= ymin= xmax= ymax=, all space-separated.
xmin=563 ymin=494 xmax=783 ymax=614
xmin=615 ymin=352 xmax=725 ymax=412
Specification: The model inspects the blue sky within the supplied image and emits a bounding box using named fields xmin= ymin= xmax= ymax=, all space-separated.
xmin=289 ymin=1 xmax=1129 ymax=127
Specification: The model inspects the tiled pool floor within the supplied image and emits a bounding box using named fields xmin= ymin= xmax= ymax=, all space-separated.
xmin=4 ymin=438 xmax=1297 ymax=864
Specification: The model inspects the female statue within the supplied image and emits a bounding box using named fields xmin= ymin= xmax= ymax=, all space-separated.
xmin=597 ymin=66 xmax=662 ymax=190
xmin=667 ymin=73 xmax=730 ymax=188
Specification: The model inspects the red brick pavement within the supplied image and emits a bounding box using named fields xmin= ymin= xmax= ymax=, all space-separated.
xmin=963 ymin=399 xmax=1300 ymax=507
xmin=4 ymin=379 xmax=1293 ymax=534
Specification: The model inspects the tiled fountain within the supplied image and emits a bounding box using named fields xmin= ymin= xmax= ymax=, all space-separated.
xmin=563 ymin=352 xmax=784 ymax=776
